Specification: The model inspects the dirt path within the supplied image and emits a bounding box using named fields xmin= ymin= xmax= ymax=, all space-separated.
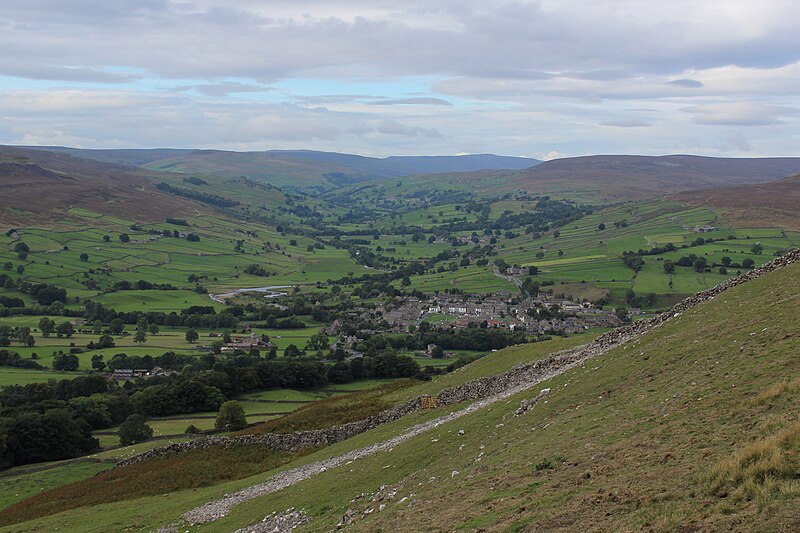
xmin=178 ymin=353 xmax=594 ymax=527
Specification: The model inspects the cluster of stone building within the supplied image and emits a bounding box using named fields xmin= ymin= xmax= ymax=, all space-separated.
xmin=327 ymin=292 xmax=622 ymax=337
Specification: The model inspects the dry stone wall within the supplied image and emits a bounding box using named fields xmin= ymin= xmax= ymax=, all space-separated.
xmin=119 ymin=249 xmax=800 ymax=468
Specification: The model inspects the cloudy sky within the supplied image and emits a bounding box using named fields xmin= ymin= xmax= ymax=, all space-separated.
xmin=1 ymin=0 xmax=799 ymax=158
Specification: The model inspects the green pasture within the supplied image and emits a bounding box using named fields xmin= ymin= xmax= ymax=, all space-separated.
xmin=0 ymin=461 xmax=112 ymax=511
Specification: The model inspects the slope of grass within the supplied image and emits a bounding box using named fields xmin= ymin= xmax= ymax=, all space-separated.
xmin=2 ymin=263 xmax=799 ymax=531
xmin=196 ymin=261 xmax=799 ymax=532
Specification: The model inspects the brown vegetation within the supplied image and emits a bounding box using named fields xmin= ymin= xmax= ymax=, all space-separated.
xmin=670 ymin=173 xmax=800 ymax=230
xmin=0 ymin=146 xmax=212 ymax=225
xmin=238 ymin=380 xmax=419 ymax=435
xmin=0 ymin=443 xmax=306 ymax=527
xmin=515 ymin=154 xmax=800 ymax=200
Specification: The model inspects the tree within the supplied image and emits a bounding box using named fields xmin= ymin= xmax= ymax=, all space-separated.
xmin=102 ymin=235 xmax=110 ymax=242
xmin=119 ymin=233 xmax=130 ymax=243
xmin=38 ymin=317 xmax=55 ymax=338
xmin=215 ymin=400 xmax=247 ymax=431
xmin=598 ymin=223 xmax=606 ymax=231
xmin=53 ymin=353 xmax=80 ymax=371
xmin=284 ymin=344 xmax=302 ymax=357
xmin=750 ymin=243 xmax=763 ymax=255
xmin=133 ymin=329 xmax=147 ymax=345
xmin=148 ymin=323 xmax=160 ymax=336
xmin=91 ymin=354 xmax=106 ymax=371
xmin=742 ymin=258 xmax=755 ymax=269
xmin=134 ymin=318 xmax=148 ymax=345
xmin=185 ymin=328 xmax=199 ymax=343
xmin=79 ymin=253 xmax=89 ymax=262
xmin=693 ymin=258 xmax=708 ymax=272
xmin=663 ymin=261 xmax=675 ymax=274
xmin=118 ymin=414 xmax=153 ymax=445
xmin=109 ymin=319 xmax=125 ymax=335
xmin=327 ymin=361 xmax=352 ymax=383
xmin=401 ymin=276 xmax=411 ymax=287
xmin=721 ymin=256 xmax=732 ymax=267
xmin=55 ymin=321 xmax=74 ymax=338
xmin=430 ymin=345 xmax=445 ymax=358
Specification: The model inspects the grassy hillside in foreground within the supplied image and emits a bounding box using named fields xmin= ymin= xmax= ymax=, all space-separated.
xmin=0 ymin=334 xmax=594 ymax=530
xmin=201 ymin=261 xmax=799 ymax=532
xmin=2 ymin=261 xmax=799 ymax=530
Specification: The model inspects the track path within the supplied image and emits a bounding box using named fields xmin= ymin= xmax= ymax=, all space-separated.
xmin=181 ymin=356 xmax=588 ymax=527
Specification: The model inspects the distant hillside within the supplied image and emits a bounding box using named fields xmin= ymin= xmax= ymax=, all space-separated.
xmin=339 ymin=154 xmax=800 ymax=204
xmin=670 ymin=172 xmax=800 ymax=230
xmin=0 ymin=147 xmax=211 ymax=225
xmin=23 ymin=147 xmax=540 ymax=191
xmin=511 ymin=154 xmax=800 ymax=201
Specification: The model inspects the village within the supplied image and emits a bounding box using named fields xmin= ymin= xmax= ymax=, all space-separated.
xmin=326 ymin=290 xmax=624 ymax=338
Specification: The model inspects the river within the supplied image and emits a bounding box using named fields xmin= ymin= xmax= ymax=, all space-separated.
xmin=208 ymin=285 xmax=292 ymax=304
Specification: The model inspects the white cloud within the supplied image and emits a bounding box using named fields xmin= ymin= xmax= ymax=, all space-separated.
xmin=0 ymin=1 xmax=799 ymax=156
xmin=682 ymin=102 xmax=797 ymax=126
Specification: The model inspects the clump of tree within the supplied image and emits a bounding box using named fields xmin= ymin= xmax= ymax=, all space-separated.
xmin=244 ymin=264 xmax=273 ymax=277
xmin=156 ymin=182 xmax=240 ymax=208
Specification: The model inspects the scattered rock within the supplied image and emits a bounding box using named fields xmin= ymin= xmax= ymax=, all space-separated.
xmin=234 ymin=508 xmax=310 ymax=533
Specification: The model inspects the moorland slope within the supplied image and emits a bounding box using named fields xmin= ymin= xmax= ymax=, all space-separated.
xmin=27 ymin=147 xmax=540 ymax=191
xmin=0 ymin=147 xmax=211 ymax=225
xmin=671 ymin=173 xmax=800 ymax=230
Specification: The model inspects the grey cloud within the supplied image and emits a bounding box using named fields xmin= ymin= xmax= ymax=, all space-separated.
xmin=682 ymin=102 xmax=796 ymax=126
xmin=600 ymin=120 xmax=652 ymax=128
xmin=668 ymin=78 xmax=704 ymax=88
xmin=377 ymin=119 xmax=442 ymax=138
xmin=192 ymin=82 xmax=274 ymax=97
xmin=3 ymin=1 xmax=800 ymax=84
xmin=368 ymin=97 xmax=451 ymax=106
xmin=0 ymin=64 xmax=134 ymax=84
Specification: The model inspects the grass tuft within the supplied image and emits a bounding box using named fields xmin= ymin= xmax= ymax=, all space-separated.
xmin=751 ymin=376 xmax=800 ymax=405
xmin=705 ymin=421 xmax=800 ymax=503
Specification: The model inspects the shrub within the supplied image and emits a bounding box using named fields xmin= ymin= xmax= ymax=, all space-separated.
xmin=215 ymin=400 xmax=247 ymax=431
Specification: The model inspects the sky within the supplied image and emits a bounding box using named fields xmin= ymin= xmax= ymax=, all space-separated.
xmin=1 ymin=0 xmax=799 ymax=159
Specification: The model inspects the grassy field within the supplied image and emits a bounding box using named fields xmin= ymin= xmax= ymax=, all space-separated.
xmin=3 ymin=261 xmax=796 ymax=532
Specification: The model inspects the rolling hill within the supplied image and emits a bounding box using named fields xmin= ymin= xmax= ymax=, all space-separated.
xmin=25 ymin=147 xmax=541 ymax=191
xmin=515 ymin=154 xmax=800 ymax=200
xmin=670 ymin=172 xmax=800 ymax=230
xmin=0 ymin=146 xmax=212 ymax=225
xmin=334 ymin=154 xmax=800 ymax=205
